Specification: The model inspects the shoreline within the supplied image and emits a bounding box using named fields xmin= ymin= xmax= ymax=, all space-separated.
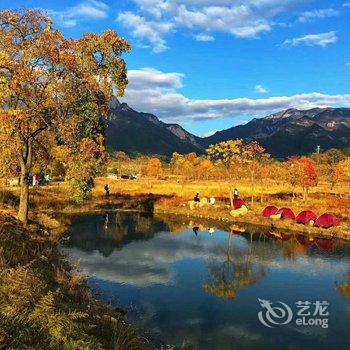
xmin=1 ymin=183 xmax=348 ymax=241
xmin=45 ymin=192 xmax=350 ymax=242
xmin=154 ymin=203 xmax=350 ymax=242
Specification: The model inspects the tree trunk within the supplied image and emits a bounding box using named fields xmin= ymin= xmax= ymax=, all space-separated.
xmin=17 ymin=139 xmax=32 ymax=225
xmin=18 ymin=167 xmax=29 ymax=225
xmin=229 ymin=188 xmax=233 ymax=209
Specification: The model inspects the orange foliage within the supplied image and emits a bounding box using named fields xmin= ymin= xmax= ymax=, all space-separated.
xmin=147 ymin=158 xmax=163 ymax=178
xmin=0 ymin=9 xmax=130 ymax=222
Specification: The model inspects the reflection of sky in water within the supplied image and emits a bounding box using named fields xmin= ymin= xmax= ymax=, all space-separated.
xmin=62 ymin=213 xmax=350 ymax=350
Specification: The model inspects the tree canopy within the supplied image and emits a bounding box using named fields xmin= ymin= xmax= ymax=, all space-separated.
xmin=0 ymin=9 xmax=131 ymax=222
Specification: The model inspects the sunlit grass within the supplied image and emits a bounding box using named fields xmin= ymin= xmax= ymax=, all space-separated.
xmin=0 ymin=214 xmax=152 ymax=349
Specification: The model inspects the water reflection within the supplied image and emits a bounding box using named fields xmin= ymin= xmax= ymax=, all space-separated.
xmin=204 ymin=233 xmax=267 ymax=300
xmin=62 ymin=212 xmax=350 ymax=349
xmin=65 ymin=212 xmax=168 ymax=257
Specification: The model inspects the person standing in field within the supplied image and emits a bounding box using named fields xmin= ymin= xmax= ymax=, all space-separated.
xmin=104 ymin=184 xmax=110 ymax=197
xmin=233 ymin=188 xmax=239 ymax=199
xmin=194 ymin=193 xmax=200 ymax=203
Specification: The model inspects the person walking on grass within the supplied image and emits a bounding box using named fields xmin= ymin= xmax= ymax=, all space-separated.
xmin=233 ymin=188 xmax=239 ymax=199
xmin=104 ymin=184 xmax=110 ymax=197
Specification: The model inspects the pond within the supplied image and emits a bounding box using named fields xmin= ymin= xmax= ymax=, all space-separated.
xmin=61 ymin=212 xmax=350 ymax=350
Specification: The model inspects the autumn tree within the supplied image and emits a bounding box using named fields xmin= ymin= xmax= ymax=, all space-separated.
xmin=206 ymin=139 xmax=269 ymax=204
xmin=170 ymin=152 xmax=194 ymax=179
xmin=288 ymin=157 xmax=318 ymax=200
xmin=49 ymin=145 xmax=72 ymax=179
xmin=147 ymin=158 xmax=163 ymax=178
xmin=312 ymin=149 xmax=346 ymax=190
xmin=197 ymin=158 xmax=214 ymax=180
xmin=206 ymin=140 xmax=243 ymax=169
xmin=242 ymin=141 xmax=270 ymax=205
xmin=0 ymin=10 xmax=130 ymax=223
xmin=66 ymin=138 xmax=106 ymax=201
xmin=336 ymin=158 xmax=350 ymax=193
xmin=107 ymin=151 xmax=130 ymax=176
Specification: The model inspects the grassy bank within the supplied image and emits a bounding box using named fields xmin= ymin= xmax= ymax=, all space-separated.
xmin=94 ymin=177 xmax=350 ymax=240
xmin=155 ymin=201 xmax=348 ymax=240
xmin=0 ymin=214 xmax=153 ymax=349
xmin=0 ymin=183 xmax=162 ymax=217
xmin=1 ymin=176 xmax=349 ymax=240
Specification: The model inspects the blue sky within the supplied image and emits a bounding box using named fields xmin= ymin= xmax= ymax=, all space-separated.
xmin=1 ymin=0 xmax=350 ymax=136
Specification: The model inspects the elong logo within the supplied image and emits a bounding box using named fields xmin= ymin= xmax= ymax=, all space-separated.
xmin=258 ymin=299 xmax=293 ymax=328
xmin=257 ymin=299 xmax=329 ymax=329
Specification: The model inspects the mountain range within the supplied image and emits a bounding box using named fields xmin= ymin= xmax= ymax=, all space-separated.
xmin=105 ymin=97 xmax=203 ymax=156
xmin=105 ymin=97 xmax=350 ymax=158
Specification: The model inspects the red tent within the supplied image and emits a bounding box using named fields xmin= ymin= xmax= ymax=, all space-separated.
xmin=296 ymin=210 xmax=317 ymax=225
xmin=233 ymin=198 xmax=246 ymax=209
xmin=276 ymin=207 xmax=295 ymax=220
xmin=315 ymin=213 xmax=340 ymax=229
xmin=262 ymin=205 xmax=279 ymax=218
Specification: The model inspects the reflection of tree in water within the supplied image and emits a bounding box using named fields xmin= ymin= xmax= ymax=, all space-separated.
xmin=64 ymin=212 xmax=169 ymax=257
xmin=264 ymin=233 xmax=309 ymax=261
xmin=166 ymin=220 xmax=187 ymax=235
xmin=264 ymin=233 xmax=340 ymax=261
xmin=102 ymin=212 xmax=129 ymax=242
xmin=203 ymin=233 xmax=267 ymax=300
xmin=337 ymin=271 xmax=350 ymax=299
xmin=134 ymin=213 xmax=155 ymax=235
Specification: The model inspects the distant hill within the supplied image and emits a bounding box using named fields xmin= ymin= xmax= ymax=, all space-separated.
xmin=200 ymin=107 xmax=350 ymax=158
xmin=105 ymin=98 xmax=350 ymax=158
xmin=105 ymin=97 xmax=204 ymax=157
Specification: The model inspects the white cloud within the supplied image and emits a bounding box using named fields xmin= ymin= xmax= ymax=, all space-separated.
xmin=117 ymin=11 xmax=173 ymax=53
xmin=194 ymin=33 xmax=215 ymax=42
xmin=343 ymin=2 xmax=350 ymax=8
xmin=173 ymin=4 xmax=272 ymax=38
xmin=255 ymin=84 xmax=268 ymax=94
xmin=298 ymin=8 xmax=339 ymax=23
xmin=64 ymin=222 xmax=350 ymax=288
xmin=121 ymin=67 xmax=350 ymax=122
xmin=116 ymin=0 xmax=304 ymax=52
xmin=203 ymin=130 xmax=217 ymax=137
xmin=283 ymin=31 xmax=337 ymax=47
xmin=127 ymin=68 xmax=184 ymax=90
xmin=46 ymin=0 xmax=108 ymax=28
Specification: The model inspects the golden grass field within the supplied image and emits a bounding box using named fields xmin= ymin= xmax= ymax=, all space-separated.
xmin=1 ymin=176 xmax=349 ymax=239
xmin=94 ymin=177 xmax=350 ymax=219
xmin=94 ymin=177 xmax=350 ymax=240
